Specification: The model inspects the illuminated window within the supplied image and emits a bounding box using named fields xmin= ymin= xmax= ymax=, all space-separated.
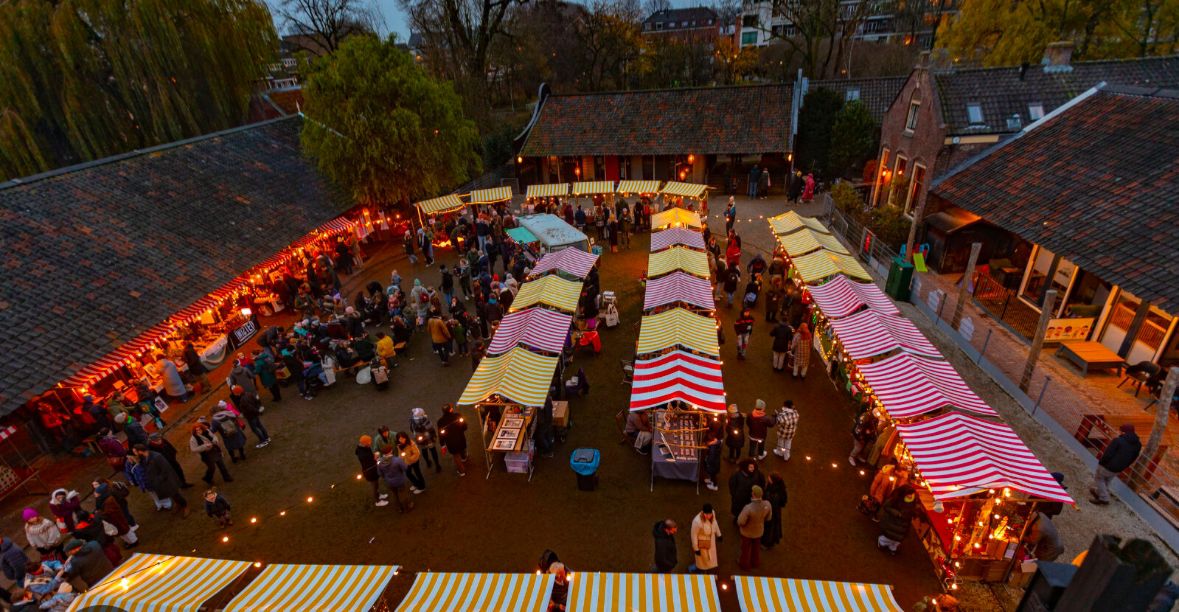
xmin=845 ymin=88 xmax=861 ymax=102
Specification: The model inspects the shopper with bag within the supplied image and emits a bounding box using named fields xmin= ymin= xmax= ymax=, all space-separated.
xmin=688 ymin=504 xmax=721 ymax=573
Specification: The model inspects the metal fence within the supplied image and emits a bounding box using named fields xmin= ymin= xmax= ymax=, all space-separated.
xmin=825 ymin=206 xmax=901 ymax=280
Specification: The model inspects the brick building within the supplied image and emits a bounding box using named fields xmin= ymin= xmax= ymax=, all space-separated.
xmin=641 ymin=7 xmax=721 ymax=44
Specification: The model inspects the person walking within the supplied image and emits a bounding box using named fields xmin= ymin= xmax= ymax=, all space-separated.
xmin=688 ymin=504 xmax=721 ymax=574
xmin=134 ymin=445 xmax=188 ymax=517
xmin=1090 ymin=423 xmax=1142 ymax=505
xmin=747 ymin=165 xmax=759 ymax=199
xmin=747 ymin=400 xmax=770 ymax=460
xmin=737 ymin=486 xmax=772 ymax=570
xmin=724 ymin=405 xmax=745 ymax=463
xmin=772 ymin=400 xmax=799 ymax=461
xmin=376 ymin=453 xmax=414 ymax=513
xmin=761 ymin=473 xmax=788 ymax=550
xmin=728 ymin=459 xmax=764 ymax=523
xmin=254 ymin=350 xmax=282 ymax=402
xmin=147 ymin=433 xmax=192 ymax=488
xmin=396 ymin=432 xmax=427 ymax=494
xmin=211 ymin=409 xmax=247 ymax=464
xmin=652 ymin=519 xmax=678 ymax=573
xmin=849 ymin=410 xmax=878 ymax=466
xmin=769 ymin=320 xmax=793 ymax=372
xmin=437 ymin=404 xmax=469 ymax=476
xmin=877 ymin=485 xmax=918 ymax=555
xmin=791 ymin=323 xmax=812 ymax=378
xmin=427 ymin=312 xmax=453 ymax=365
xmin=93 ymin=479 xmax=138 ymax=549
xmin=722 ymin=266 xmax=741 ymax=308
xmin=440 ymin=265 xmax=454 ymax=306
xmin=734 ymin=309 xmax=754 ymax=360
xmin=230 ymin=386 xmax=271 ymax=448
xmin=356 ymin=436 xmax=389 ymax=507
xmin=189 ymin=420 xmax=232 ymax=485
xmin=702 ymin=432 xmax=722 ymax=491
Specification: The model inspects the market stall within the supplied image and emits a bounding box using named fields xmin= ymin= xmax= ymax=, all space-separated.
xmin=0 ymin=425 xmax=47 ymax=501
xmin=651 ymin=227 xmax=706 ymax=252
xmin=768 ymin=210 xmax=830 ymax=235
xmin=505 ymin=226 xmax=542 ymax=264
xmin=397 ymin=572 xmax=555 ymax=612
xmin=629 ymin=351 xmax=726 ymax=413
xmin=806 ymin=275 xmax=899 ymax=318
xmin=67 ymin=554 xmax=253 ymax=612
xmin=510 ymin=275 xmax=583 ymax=313
xmin=567 ymin=572 xmax=720 ymax=612
xmin=223 ymin=563 xmax=399 ymax=612
xmin=643 ymin=271 xmax=716 ymax=313
xmin=529 ymin=247 xmax=600 ymax=280
xmin=468 ymin=186 xmax=514 ymax=213
xmin=524 ymin=183 xmax=570 ymax=214
xmin=572 ymin=180 xmax=616 ymax=202
xmin=854 ymin=353 xmax=997 ymax=420
xmin=636 ymin=308 xmax=720 ymax=358
xmin=732 ymin=576 xmax=902 ymax=612
xmin=827 ymin=309 xmax=943 ymax=360
xmin=790 ymin=249 xmax=873 ymax=283
xmin=518 ymin=213 xmax=590 ymax=253
xmin=776 ymin=227 xmax=851 ymax=257
xmin=658 ymin=181 xmax=709 ymax=213
xmin=413 ymin=194 xmax=465 ymax=228
xmin=485 ymin=308 xmax=573 ymax=356
xmin=647 ymin=246 xmax=711 ymax=279
xmin=650 ymin=207 xmax=703 ymax=231
xmin=616 ymin=180 xmax=663 ymax=197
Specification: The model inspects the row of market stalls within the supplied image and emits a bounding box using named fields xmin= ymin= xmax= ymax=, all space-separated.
xmin=66 ymin=553 xmax=905 ymax=611
xmin=629 ymin=207 xmax=726 ymax=491
xmin=523 ymin=180 xmax=708 ymax=206
xmin=456 ymin=245 xmax=600 ymax=479
xmin=766 ymin=211 xmax=1075 ymax=588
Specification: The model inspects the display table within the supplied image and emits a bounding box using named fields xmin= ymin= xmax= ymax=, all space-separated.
xmin=1055 ymin=341 xmax=1124 ymax=376
xmin=486 ymin=406 xmax=536 ymax=480
xmin=198 ymin=335 xmax=229 ymax=370
xmin=650 ymin=410 xmax=702 ymax=491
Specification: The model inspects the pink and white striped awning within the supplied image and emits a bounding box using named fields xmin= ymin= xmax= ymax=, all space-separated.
xmin=857 ymin=353 xmax=996 ymax=419
xmin=485 ymin=307 xmax=572 ymax=355
xmin=629 ymin=350 xmax=726 ymax=413
xmin=644 ymin=271 xmax=716 ymax=312
xmin=806 ymin=276 xmax=898 ymax=319
xmin=651 ymin=228 xmax=705 ymax=252
xmin=530 ymin=248 xmax=600 ymax=280
xmin=895 ymin=412 xmax=1074 ymax=503
xmin=828 ymin=309 xmax=942 ymax=360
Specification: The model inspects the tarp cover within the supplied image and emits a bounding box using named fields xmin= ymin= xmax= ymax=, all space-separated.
xmin=856 ymin=353 xmax=996 ymax=419
xmin=806 ymin=276 xmax=899 ymax=319
xmin=414 ymin=194 xmax=464 ymax=215
xmin=659 ymin=182 xmax=708 ymax=199
xmin=768 ymin=211 xmax=829 ymax=235
xmin=651 ymin=228 xmax=706 ymax=252
xmin=530 ymin=248 xmax=600 ymax=280
xmin=776 ymin=228 xmax=850 ymax=257
xmin=485 ymin=307 xmax=572 ymax=355
xmin=650 ymin=207 xmax=703 ymax=230
xmin=648 ymin=246 xmax=710 ymax=278
xmin=828 ymin=309 xmax=942 ymax=360
xmin=397 ymin=572 xmax=555 ymax=612
xmin=67 ymin=554 xmax=252 ymax=612
xmin=636 ymin=308 xmax=719 ymax=357
xmin=791 ymin=251 xmax=872 ymax=283
xmin=469 ymin=186 xmax=514 ymax=204
xmin=223 ymin=563 xmax=399 ymax=612
xmin=458 ymin=347 xmax=559 ymax=407
xmin=733 ymin=576 xmax=902 ymax=612
xmin=567 ymin=572 xmax=720 ymax=612
xmin=526 ymin=183 xmax=570 ymax=199
xmin=629 ymin=350 xmax=726 ymax=413
xmin=643 ymin=271 xmax=716 ymax=312
xmin=510 ymin=275 xmax=583 ymax=313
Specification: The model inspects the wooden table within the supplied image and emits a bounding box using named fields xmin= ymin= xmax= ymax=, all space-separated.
xmin=1055 ymin=341 xmax=1125 ymax=376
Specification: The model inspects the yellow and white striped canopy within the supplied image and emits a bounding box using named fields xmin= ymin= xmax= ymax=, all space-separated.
xmin=224 ymin=563 xmax=398 ymax=612
xmin=660 ymin=181 xmax=708 ymax=199
xmin=777 ymin=228 xmax=850 ymax=257
xmin=573 ymin=181 xmax=616 ymax=196
xmin=469 ymin=186 xmax=514 ymax=204
xmin=616 ymin=180 xmax=662 ymax=194
xmin=396 ymin=572 xmax=555 ymax=612
xmin=792 ymin=250 xmax=872 ymax=283
xmin=651 ymin=207 xmax=703 ymax=230
xmin=414 ymin=194 xmax=465 ymax=215
xmin=526 ymin=183 xmax=570 ymax=199
xmin=769 ymin=211 xmax=829 ymax=235
xmin=648 ymin=246 xmax=710 ymax=278
xmin=733 ymin=576 xmax=902 ymax=612
xmin=637 ymin=308 xmax=719 ymax=357
xmin=458 ymin=347 xmax=559 ymax=406
xmin=67 ymin=554 xmax=252 ymax=612
xmin=568 ymin=572 xmax=720 ymax=612
xmin=510 ymin=275 xmax=583 ymax=313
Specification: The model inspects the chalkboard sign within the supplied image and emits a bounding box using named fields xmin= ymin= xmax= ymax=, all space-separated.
xmin=228 ymin=318 xmax=259 ymax=350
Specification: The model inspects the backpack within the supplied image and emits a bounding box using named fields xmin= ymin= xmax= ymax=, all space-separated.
xmin=110 ymin=481 xmax=131 ymax=499
xmin=219 ymin=418 xmax=240 ymax=436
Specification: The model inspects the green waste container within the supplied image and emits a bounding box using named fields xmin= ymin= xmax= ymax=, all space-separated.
xmin=885 ymin=257 xmax=914 ymax=302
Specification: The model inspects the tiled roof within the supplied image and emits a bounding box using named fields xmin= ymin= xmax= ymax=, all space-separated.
xmin=0 ymin=117 xmax=351 ymax=413
xmin=520 ymin=85 xmax=792 ymax=156
xmin=809 ymin=76 xmax=908 ymax=122
xmin=643 ymin=7 xmax=718 ymax=27
xmin=931 ymin=87 xmax=1179 ymax=312
xmin=933 ymin=56 xmax=1179 ymax=134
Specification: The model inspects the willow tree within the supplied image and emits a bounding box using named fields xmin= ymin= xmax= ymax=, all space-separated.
xmin=0 ymin=0 xmax=277 ymax=181
xmin=300 ymin=36 xmax=482 ymax=206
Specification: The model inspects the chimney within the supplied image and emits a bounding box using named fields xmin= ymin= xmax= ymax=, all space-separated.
xmin=1042 ymin=41 xmax=1075 ymax=73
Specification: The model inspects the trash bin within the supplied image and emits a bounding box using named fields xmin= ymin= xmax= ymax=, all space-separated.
xmin=885 ymin=256 xmax=914 ymax=302
xmin=570 ymin=448 xmax=600 ymax=491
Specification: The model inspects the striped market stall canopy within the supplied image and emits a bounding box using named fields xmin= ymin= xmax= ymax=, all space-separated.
xmin=397 ymin=572 xmax=555 ymax=612
xmin=651 ymin=207 xmax=703 ymax=230
xmin=659 ymin=181 xmax=708 ymax=199
xmin=791 ymin=250 xmax=872 ymax=283
xmin=469 ymin=186 xmax=514 ymax=204
xmin=617 ymin=180 xmax=662 ymax=194
xmin=414 ymin=194 xmax=465 ymax=215
xmin=568 ymin=572 xmax=720 ymax=612
xmin=223 ymin=564 xmax=398 ymax=612
xmin=526 ymin=183 xmax=570 ymax=199
xmin=458 ymin=347 xmax=559 ymax=407
xmin=530 ymin=248 xmax=600 ymax=280
xmin=67 ymin=554 xmax=252 ymax=612
xmin=636 ymin=308 xmax=719 ymax=357
xmin=629 ymin=350 xmax=726 ymax=413
xmin=828 ymin=309 xmax=942 ymax=360
xmin=573 ymin=181 xmax=616 ymax=195
xmin=777 ymin=228 xmax=850 ymax=257
xmin=895 ymin=412 xmax=1074 ymax=503
xmin=486 ymin=307 xmax=573 ymax=355
xmin=856 ymin=353 xmax=997 ymax=419
xmin=651 ymin=228 xmax=706 ymax=252
xmin=648 ymin=246 xmax=710 ymax=278
xmin=806 ymin=276 xmax=898 ymax=319
xmin=733 ymin=576 xmax=902 ymax=612
xmin=644 ymin=271 xmax=716 ymax=312
xmin=510 ymin=275 xmax=583 ymax=313
xmin=768 ymin=211 xmax=829 ymax=235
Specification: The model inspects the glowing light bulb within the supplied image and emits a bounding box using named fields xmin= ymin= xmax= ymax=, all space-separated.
xmin=250 ymin=517 xmax=258 ymax=524
xmin=222 ymin=535 xmax=230 ymax=543
xmin=306 ymin=496 xmax=314 ymax=503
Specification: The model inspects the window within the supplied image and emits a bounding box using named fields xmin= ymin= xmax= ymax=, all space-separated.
xmin=905 ymin=164 xmax=926 ymax=216
xmin=1006 ymin=114 xmax=1022 ymax=130
xmin=905 ymin=101 xmax=920 ymax=131
xmin=1028 ymin=103 xmax=1045 ymax=120
xmin=845 ymin=88 xmax=861 ymax=102
xmin=742 ymin=15 xmax=758 ymax=28
xmin=655 ymin=22 xmax=664 ymax=29
xmin=966 ymin=103 xmax=984 ymax=125
xmin=873 ymin=148 xmax=890 ymax=207
xmin=741 ymin=31 xmax=759 ymax=46
xmin=890 ymin=156 xmax=908 ymax=206
xmin=681 ymin=21 xmax=688 ymax=27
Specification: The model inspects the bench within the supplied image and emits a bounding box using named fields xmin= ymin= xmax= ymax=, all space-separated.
xmin=1056 ymin=341 xmax=1125 ymax=377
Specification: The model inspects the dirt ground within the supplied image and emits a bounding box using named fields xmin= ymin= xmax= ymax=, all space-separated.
xmin=24 ymin=212 xmax=962 ymax=610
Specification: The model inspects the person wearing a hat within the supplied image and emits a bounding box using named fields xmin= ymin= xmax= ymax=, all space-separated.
xmin=728 ymin=458 xmax=764 ymax=524
xmin=877 ymin=484 xmax=918 ymax=555
xmin=724 ymin=404 xmax=746 ymax=462
xmin=737 ymin=485 xmax=772 ymax=570
xmin=1091 ymin=423 xmax=1142 ymax=505
xmin=21 ymin=509 xmax=61 ymax=556
xmin=228 ymin=360 xmax=258 ymax=398
xmin=148 ymin=433 xmax=192 ymax=489
xmin=356 ymin=435 xmax=388 ymax=506
xmin=747 ymin=400 xmax=771 ymax=460
xmin=409 ymin=408 xmax=442 ymax=474
xmin=651 ymin=519 xmax=678 ymax=573
xmin=230 ymin=385 xmax=270 ymax=449
xmin=61 ymin=537 xmax=113 ymax=590
xmin=189 ymin=420 xmax=233 ymax=485
xmin=115 ymin=411 xmax=149 ymax=448
xmin=689 ymin=504 xmax=722 ymax=573
xmin=376 ymin=452 xmax=414 ymax=513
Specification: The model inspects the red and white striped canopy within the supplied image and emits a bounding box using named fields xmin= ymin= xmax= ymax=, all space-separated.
xmin=530 ymin=248 xmax=599 ymax=280
xmin=828 ymin=309 xmax=942 ymax=360
xmin=485 ymin=307 xmax=572 ymax=355
xmin=857 ymin=353 xmax=996 ymax=419
xmin=629 ymin=350 xmax=726 ymax=413
xmin=806 ymin=275 xmax=898 ymax=319
xmin=644 ymin=271 xmax=716 ymax=312
xmin=895 ymin=412 xmax=1074 ymax=503
xmin=651 ymin=228 xmax=705 ymax=252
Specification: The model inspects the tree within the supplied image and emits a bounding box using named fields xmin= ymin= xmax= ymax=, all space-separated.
xmin=279 ymin=0 xmax=380 ymax=54
xmin=0 ymin=0 xmax=276 ymax=181
xmin=795 ymin=88 xmax=843 ymax=179
xmin=643 ymin=0 xmax=671 ymax=17
xmin=580 ymin=0 xmax=645 ymax=91
xmin=828 ymin=100 xmax=879 ymax=179
xmin=300 ymin=36 xmax=481 ymax=207
xmin=401 ymin=0 xmax=528 ymax=95
xmin=714 ymin=37 xmax=760 ymax=84
xmin=768 ymin=0 xmax=874 ymax=78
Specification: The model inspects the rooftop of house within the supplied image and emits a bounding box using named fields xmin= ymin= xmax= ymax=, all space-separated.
xmin=642 ymin=7 xmax=719 ymax=29
xmin=809 ymin=75 xmax=909 ymax=122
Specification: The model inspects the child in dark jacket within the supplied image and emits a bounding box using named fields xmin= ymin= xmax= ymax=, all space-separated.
xmin=204 ymin=489 xmax=231 ymax=528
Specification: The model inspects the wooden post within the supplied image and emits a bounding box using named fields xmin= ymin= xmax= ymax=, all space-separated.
xmin=952 ymin=242 xmax=982 ymax=329
xmin=1136 ymin=367 xmax=1179 ymax=482
xmin=903 ymin=196 xmax=928 ymax=264
xmin=1117 ymin=299 xmax=1152 ymax=358
xmin=1020 ymin=289 xmax=1057 ymax=392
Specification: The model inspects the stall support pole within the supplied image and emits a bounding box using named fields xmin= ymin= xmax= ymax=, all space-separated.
xmin=1002 ymin=501 xmax=1038 ymax=583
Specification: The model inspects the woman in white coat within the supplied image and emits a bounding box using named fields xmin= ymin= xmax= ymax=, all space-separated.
xmin=689 ymin=503 xmax=722 ymax=573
